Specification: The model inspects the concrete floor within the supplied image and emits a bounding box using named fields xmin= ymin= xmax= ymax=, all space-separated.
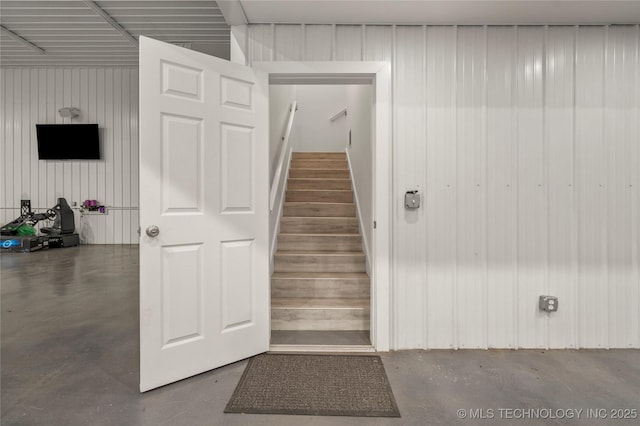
xmin=2 ymin=245 xmax=639 ymax=426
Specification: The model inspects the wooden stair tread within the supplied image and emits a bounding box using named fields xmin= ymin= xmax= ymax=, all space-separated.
xmin=272 ymin=272 xmax=369 ymax=279
xmin=286 ymin=190 xmax=353 ymax=203
xmin=283 ymin=202 xmax=356 ymax=210
xmin=291 ymin=159 xmax=347 ymax=162
xmin=290 ymin=166 xmax=348 ymax=171
xmin=283 ymin=203 xmax=357 ymax=218
xmin=288 ymin=178 xmax=351 ymax=181
xmin=289 ymin=170 xmax=350 ymax=178
xmin=292 ymin=152 xmax=346 ymax=156
xmin=272 ymin=298 xmax=369 ymax=309
xmin=279 ymin=233 xmax=361 ymax=236
xmin=287 ymin=179 xmax=352 ymax=190
xmin=285 ymin=201 xmax=355 ymax=205
xmin=281 ymin=216 xmax=357 ymax=220
xmin=276 ymin=251 xmax=365 ymax=256
xmin=289 ymin=167 xmax=348 ymax=171
xmin=286 ymin=189 xmax=352 ymax=192
xmin=279 ymin=216 xmax=360 ymax=234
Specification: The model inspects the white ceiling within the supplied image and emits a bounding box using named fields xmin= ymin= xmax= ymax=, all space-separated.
xmin=1 ymin=1 xmax=639 ymax=67
xmin=236 ymin=0 xmax=640 ymax=25
xmin=0 ymin=0 xmax=230 ymax=67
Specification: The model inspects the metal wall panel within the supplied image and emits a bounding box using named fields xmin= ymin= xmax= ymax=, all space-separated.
xmin=335 ymin=25 xmax=363 ymax=61
xmin=605 ymin=26 xmax=640 ymax=348
xmin=247 ymin=23 xmax=640 ymax=349
xmin=546 ymin=26 xmax=578 ymax=349
xmin=576 ymin=26 xmax=608 ymax=348
xmin=363 ymin=26 xmax=392 ymax=62
xmin=0 ymin=67 xmax=139 ymax=244
xmin=248 ymin=24 xmax=274 ymax=62
xmin=304 ymin=25 xmax=333 ymax=61
xmin=637 ymin=25 xmax=640 ymax=349
xmin=393 ymin=26 xmax=427 ymax=348
xmin=425 ymin=26 xmax=457 ymax=349
xmin=274 ymin=25 xmax=302 ymax=61
xmin=456 ymin=26 xmax=488 ymax=348
xmin=486 ymin=26 xmax=518 ymax=348
xmin=516 ymin=26 xmax=547 ymax=348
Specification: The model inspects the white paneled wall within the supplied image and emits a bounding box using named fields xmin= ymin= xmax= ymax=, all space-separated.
xmin=246 ymin=24 xmax=640 ymax=349
xmin=0 ymin=68 xmax=139 ymax=244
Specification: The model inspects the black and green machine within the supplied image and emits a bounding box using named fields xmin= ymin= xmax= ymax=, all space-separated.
xmin=1 ymin=198 xmax=79 ymax=252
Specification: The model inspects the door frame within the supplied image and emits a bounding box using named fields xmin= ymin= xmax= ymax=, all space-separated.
xmin=252 ymin=62 xmax=391 ymax=352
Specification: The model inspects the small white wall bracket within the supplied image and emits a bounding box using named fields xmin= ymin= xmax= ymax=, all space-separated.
xmin=58 ymin=107 xmax=80 ymax=118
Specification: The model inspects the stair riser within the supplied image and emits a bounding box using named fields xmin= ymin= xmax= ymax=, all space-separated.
xmin=278 ymin=234 xmax=362 ymax=251
xmin=290 ymin=160 xmax=348 ymax=169
xmin=286 ymin=190 xmax=353 ymax=203
xmin=283 ymin=203 xmax=356 ymax=217
xmin=272 ymin=279 xmax=370 ymax=298
xmin=280 ymin=218 xmax=359 ymax=234
xmin=288 ymin=179 xmax=351 ymax=190
xmin=292 ymin=152 xmax=346 ymax=160
xmin=271 ymin=309 xmax=369 ymax=331
xmin=274 ymin=255 xmax=365 ymax=273
xmin=289 ymin=169 xmax=350 ymax=179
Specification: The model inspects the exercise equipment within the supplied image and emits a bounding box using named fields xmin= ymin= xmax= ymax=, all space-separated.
xmin=0 ymin=208 xmax=56 ymax=236
xmin=1 ymin=198 xmax=79 ymax=252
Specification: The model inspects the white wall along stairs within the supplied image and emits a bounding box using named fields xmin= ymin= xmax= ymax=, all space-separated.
xmin=271 ymin=152 xmax=370 ymax=344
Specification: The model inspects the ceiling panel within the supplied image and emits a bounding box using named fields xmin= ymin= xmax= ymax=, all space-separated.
xmin=238 ymin=1 xmax=640 ymax=25
xmin=0 ymin=0 xmax=230 ymax=67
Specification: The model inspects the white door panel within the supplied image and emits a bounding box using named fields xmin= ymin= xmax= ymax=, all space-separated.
xmin=139 ymin=36 xmax=269 ymax=392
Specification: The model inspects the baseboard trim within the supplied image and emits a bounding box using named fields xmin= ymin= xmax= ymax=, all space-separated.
xmin=345 ymin=147 xmax=371 ymax=275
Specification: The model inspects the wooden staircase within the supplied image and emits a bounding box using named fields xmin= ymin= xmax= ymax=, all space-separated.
xmin=271 ymin=152 xmax=370 ymax=333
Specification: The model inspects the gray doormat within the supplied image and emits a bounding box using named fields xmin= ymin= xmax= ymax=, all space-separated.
xmin=225 ymin=353 xmax=400 ymax=417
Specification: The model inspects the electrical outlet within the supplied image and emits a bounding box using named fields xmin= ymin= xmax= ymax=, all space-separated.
xmin=404 ymin=190 xmax=420 ymax=209
xmin=539 ymin=295 xmax=558 ymax=312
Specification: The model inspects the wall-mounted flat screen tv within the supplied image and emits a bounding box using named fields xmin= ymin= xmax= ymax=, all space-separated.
xmin=36 ymin=124 xmax=101 ymax=160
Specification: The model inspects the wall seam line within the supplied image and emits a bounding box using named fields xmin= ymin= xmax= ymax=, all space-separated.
xmin=573 ymin=25 xmax=580 ymax=348
xmin=514 ymin=25 xmax=520 ymax=349
xmin=603 ymin=25 xmax=611 ymax=350
xmin=391 ymin=23 xmax=397 ymax=349
xmin=543 ymin=24 xmax=550 ymax=350
xmin=453 ymin=24 xmax=459 ymax=350
xmin=421 ymin=24 xmax=428 ymax=349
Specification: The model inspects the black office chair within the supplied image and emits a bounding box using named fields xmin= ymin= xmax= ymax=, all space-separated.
xmin=40 ymin=198 xmax=75 ymax=236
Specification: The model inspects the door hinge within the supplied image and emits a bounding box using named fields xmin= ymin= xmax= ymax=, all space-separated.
xmin=373 ymin=221 xmax=377 ymax=229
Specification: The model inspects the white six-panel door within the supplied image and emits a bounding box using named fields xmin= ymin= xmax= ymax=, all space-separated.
xmin=139 ymin=36 xmax=269 ymax=392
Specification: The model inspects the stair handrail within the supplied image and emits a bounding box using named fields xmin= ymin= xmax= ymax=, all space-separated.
xmin=329 ymin=108 xmax=347 ymax=122
xmin=270 ymin=101 xmax=298 ymax=212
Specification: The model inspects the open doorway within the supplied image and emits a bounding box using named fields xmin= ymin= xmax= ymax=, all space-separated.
xmin=254 ymin=61 xmax=392 ymax=353
xmin=268 ymin=83 xmax=374 ymax=350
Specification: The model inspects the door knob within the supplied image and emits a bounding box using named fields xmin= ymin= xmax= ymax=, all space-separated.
xmin=146 ymin=225 xmax=160 ymax=238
